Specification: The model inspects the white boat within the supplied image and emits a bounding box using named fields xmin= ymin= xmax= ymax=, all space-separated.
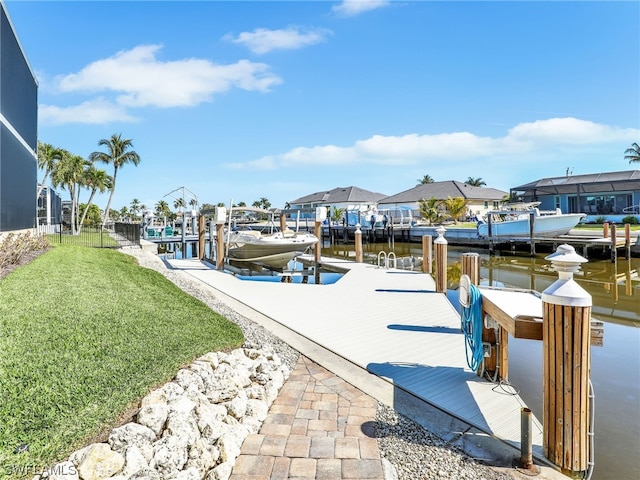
xmin=226 ymin=229 xmax=318 ymax=267
xmin=224 ymin=206 xmax=319 ymax=268
xmin=477 ymin=203 xmax=585 ymax=238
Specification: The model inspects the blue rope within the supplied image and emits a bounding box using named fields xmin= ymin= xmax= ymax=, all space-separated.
xmin=461 ymin=284 xmax=484 ymax=372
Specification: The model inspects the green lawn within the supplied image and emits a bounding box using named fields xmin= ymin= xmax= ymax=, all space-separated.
xmin=0 ymin=245 xmax=243 ymax=477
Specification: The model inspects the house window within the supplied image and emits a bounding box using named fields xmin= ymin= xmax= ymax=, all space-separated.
xmin=484 ymin=201 xmax=488 ymax=208
xmin=555 ymin=196 xmax=561 ymax=210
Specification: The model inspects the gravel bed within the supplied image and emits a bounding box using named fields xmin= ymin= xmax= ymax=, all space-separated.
xmin=123 ymin=247 xmax=515 ymax=480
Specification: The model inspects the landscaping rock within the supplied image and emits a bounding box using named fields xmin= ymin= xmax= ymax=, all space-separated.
xmin=76 ymin=443 xmax=125 ymax=480
xmin=54 ymin=345 xmax=288 ymax=480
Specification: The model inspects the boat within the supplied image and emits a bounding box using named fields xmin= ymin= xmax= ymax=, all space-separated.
xmin=226 ymin=229 xmax=318 ymax=267
xmin=477 ymin=202 xmax=586 ymax=238
xmin=224 ymin=206 xmax=319 ymax=268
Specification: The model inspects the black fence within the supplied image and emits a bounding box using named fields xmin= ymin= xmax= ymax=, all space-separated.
xmin=40 ymin=223 xmax=141 ymax=248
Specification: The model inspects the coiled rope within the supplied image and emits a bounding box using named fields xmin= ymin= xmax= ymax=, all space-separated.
xmin=461 ymin=284 xmax=484 ymax=372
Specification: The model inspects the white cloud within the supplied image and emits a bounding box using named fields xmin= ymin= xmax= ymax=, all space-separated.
xmin=226 ymin=118 xmax=640 ymax=170
xmin=332 ymin=0 xmax=391 ymax=17
xmin=39 ymin=98 xmax=138 ymax=125
xmin=52 ymin=44 xmax=282 ymax=109
xmin=224 ymin=27 xmax=332 ymax=54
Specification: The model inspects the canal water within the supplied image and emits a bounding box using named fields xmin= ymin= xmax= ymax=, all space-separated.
xmin=321 ymin=241 xmax=639 ymax=480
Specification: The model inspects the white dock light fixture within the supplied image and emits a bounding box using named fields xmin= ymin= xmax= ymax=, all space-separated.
xmin=315 ymin=206 xmax=327 ymax=223
xmin=214 ymin=207 xmax=227 ymax=225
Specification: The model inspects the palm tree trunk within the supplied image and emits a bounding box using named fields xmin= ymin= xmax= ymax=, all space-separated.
xmin=102 ymin=167 xmax=118 ymax=227
xmin=77 ymin=189 xmax=97 ymax=235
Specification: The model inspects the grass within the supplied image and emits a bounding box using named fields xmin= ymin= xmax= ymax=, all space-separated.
xmin=0 ymin=245 xmax=243 ymax=477
xmin=46 ymin=229 xmax=120 ymax=248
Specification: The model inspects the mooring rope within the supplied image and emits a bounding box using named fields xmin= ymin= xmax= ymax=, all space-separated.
xmin=461 ymin=284 xmax=484 ymax=372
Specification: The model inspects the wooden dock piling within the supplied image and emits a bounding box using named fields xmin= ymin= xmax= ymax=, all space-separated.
xmin=198 ymin=215 xmax=205 ymax=260
xmin=355 ymin=225 xmax=363 ymax=263
xmin=422 ymin=235 xmax=432 ymax=274
xmin=434 ymin=227 xmax=447 ymax=293
xmin=541 ymin=245 xmax=592 ymax=474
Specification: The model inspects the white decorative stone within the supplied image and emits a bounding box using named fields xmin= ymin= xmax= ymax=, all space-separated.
xmin=174 ymin=368 xmax=205 ymax=393
xmin=160 ymin=382 xmax=185 ymax=402
xmin=225 ymin=391 xmax=248 ymax=419
xmin=185 ymin=438 xmax=218 ymax=476
xmin=205 ymin=462 xmax=233 ymax=480
xmin=150 ymin=435 xmax=188 ymax=479
xmin=108 ymin=423 xmax=156 ymax=462
xmin=164 ymin=407 xmax=200 ymax=447
xmin=120 ymin=445 xmax=149 ymax=477
xmin=76 ymin=443 xmax=125 ymax=480
xmin=137 ymin=392 xmax=169 ymax=436
xmin=197 ymin=352 xmax=219 ymax=369
xmin=245 ymin=399 xmax=269 ymax=422
xmin=172 ymin=466 xmax=200 ymax=480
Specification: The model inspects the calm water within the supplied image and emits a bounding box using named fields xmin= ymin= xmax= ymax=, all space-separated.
xmin=321 ymin=241 xmax=639 ymax=480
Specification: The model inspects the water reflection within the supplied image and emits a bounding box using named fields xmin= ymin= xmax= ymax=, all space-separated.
xmin=322 ymin=242 xmax=639 ymax=480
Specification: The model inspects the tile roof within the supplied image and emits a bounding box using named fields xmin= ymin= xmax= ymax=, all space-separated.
xmin=289 ymin=186 xmax=388 ymax=204
xmin=378 ymin=181 xmax=507 ymax=204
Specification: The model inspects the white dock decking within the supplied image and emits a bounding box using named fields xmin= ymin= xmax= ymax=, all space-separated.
xmin=165 ymin=256 xmax=544 ymax=457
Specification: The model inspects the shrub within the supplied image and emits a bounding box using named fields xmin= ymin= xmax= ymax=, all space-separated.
xmin=594 ymin=216 xmax=607 ymax=224
xmin=0 ymin=232 xmax=49 ymax=274
xmin=622 ymin=215 xmax=639 ymax=225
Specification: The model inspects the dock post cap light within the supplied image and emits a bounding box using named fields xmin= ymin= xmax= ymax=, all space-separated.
xmin=434 ymin=226 xmax=447 ymax=244
xmin=355 ymin=223 xmax=361 ymax=232
xmin=542 ymin=244 xmax=591 ymax=307
xmin=545 ymin=244 xmax=588 ymax=275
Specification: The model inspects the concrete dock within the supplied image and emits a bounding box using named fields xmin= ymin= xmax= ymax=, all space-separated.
xmin=162 ymin=255 xmax=564 ymax=472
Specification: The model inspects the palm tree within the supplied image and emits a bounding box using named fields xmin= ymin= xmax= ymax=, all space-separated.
xmin=77 ymin=167 xmax=112 ymax=233
xmin=417 ymin=174 xmax=435 ymax=185
xmin=443 ymin=196 xmax=469 ymax=224
xmin=51 ymin=150 xmax=88 ymax=235
xmin=625 ymin=142 xmax=640 ymax=164
xmin=37 ymin=141 xmax=62 ymax=199
xmin=330 ymin=206 xmax=346 ymax=223
xmin=130 ymin=198 xmax=142 ymax=219
xmin=89 ymin=133 xmax=140 ymax=226
xmin=466 ymin=177 xmax=486 ymax=187
xmin=155 ymin=200 xmax=170 ymax=222
xmin=418 ymin=197 xmax=444 ymax=225
xmin=173 ymin=197 xmax=186 ymax=212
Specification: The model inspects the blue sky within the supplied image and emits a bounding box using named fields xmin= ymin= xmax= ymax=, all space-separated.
xmin=6 ymin=0 xmax=640 ymax=211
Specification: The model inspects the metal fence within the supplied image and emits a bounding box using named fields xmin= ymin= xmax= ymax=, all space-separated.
xmin=40 ymin=222 xmax=141 ymax=248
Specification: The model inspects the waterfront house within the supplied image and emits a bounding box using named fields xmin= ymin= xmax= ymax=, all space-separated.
xmin=288 ymin=186 xmax=387 ymax=221
xmin=377 ymin=180 xmax=507 ymax=221
xmin=510 ymin=170 xmax=640 ymax=222
xmin=0 ymin=1 xmax=38 ymax=235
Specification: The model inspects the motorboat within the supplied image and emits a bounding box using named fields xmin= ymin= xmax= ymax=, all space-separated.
xmin=477 ymin=202 xmax=586 ymax=238
xmin=226 ymin=229 xmax=318 ymax=268
xmin=223 ymin=205 xmax=319 ymax=269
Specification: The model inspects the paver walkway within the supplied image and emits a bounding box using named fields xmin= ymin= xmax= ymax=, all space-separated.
xmin=230 ymin=356 xmax=385 ymax=480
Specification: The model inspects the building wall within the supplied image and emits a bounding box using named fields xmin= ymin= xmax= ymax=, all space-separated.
xmin=0 ymin=2 xmax=38 ymax=232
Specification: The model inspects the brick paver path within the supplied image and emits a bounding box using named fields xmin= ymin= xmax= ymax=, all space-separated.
xmin=230 ymin=356 xmax=385 ymax=480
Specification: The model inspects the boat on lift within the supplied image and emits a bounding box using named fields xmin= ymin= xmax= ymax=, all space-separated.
xmin=477 ymin=202 xmax=585 ymax=238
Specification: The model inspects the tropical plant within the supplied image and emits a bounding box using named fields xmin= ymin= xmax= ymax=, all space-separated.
xmin=418 ymin=197 xmax=444 ymax=225
xmin=37 ymin=141 xmax=61 ymax=199
xmin=89 ymin=133 xmax=141 ymax=226
xmin=130 ymin=198 xmax=141 ymax=219
xmin=330 ymin=206 xmax=346 ymax=223
xmin=624 ymin=142 xmax=640 ymax=164
xmin=77 ymin=166 xmax=112 ymax=233
xmin=51 ymin=150 xmax=89 ymax=235
xmin=155 ymin=200 xmax=171 ymax=222
xmin=173 ymin=198 xmax=186 ymax=212
xmin=78 ymin=203 xmax=103 ymax=227
xmin=417 ymin=174 xmax=435 ymax=185
xmin=443 ymin=196 xmax=469 ymax=223
xmin=466 ymin=177 xmax=486 ymax=187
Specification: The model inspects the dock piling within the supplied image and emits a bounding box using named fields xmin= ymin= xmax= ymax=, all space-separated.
xmin=541 ymin=244 xmax=592 ymax=474
xmin=434 ymin=227 xmax=447 ymax=293
xmin=422 ymin=235 xmax=433 ymax=274
xmin=355 ymin=224 xmax=363 ymax=263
